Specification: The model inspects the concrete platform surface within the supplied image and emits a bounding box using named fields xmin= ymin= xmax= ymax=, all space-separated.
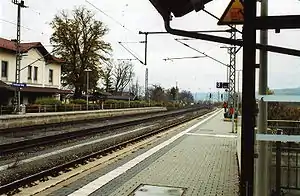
xmin=47 ymin=110 xmax=239 ymax=196
xmin=0 ymin=107 xmax=165 ymax=119
xmin=0 ymin=107 xmax=166 ymax=130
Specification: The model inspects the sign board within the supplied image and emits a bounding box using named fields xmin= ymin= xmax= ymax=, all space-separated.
xmin=222 ymin=82 xmax=229 ymax=89
xmin=11 ymin=83 xmax=27 ymax=87
xmin=218 ymin=0 xmax=244 ymax=25
xmin=216 ymin=82 xmax=229 ymax=89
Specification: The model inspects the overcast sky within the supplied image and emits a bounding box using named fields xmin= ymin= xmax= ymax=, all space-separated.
xmin=1 ymin=0 xmax=300 ymax=93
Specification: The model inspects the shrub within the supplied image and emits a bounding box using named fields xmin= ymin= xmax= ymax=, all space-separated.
xmin=104 ymin=100 xmax=119 ymax=105
xmin=152 ymin=101 xmax=163 ymax=107
xmin=105 ymin=100 xmax=129 ymax=105
xmin=35 ymin=97 xmax=62 ymax=105
xmin=137 ymin=101 xmax=148 ymax=107
xmin=70 ymin=99 xmax=87 ymax=105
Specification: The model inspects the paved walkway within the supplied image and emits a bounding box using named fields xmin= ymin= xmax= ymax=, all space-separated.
xmin=107 ymin=111 xmax=239 ymax=196
xmin=50 ymin=110 xmax=239 ymax=196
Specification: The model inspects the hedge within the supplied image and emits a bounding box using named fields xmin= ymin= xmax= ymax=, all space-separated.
xmin=70 ymin=99 xmax=87 ymax=105
xmin=35 ymin=97 xmax=62 ymax=105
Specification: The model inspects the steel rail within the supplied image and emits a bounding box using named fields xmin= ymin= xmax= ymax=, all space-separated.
xmin=0 ymin=106 xmax=208 ymax=154
xmin=0 ymin=108 xmax=212 ymax=194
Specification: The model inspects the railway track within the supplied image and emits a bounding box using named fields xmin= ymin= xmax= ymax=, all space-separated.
xmin=0 ymin=106 xmax=208 ymax=155
xmin=0 ymin=107 xmax=212 ymax=195
xmin=0 ymin=106 xmax=197 ymax=134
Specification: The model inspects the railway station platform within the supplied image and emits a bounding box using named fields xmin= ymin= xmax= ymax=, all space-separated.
xmin=43 ymin=109 xmax=239 ymax=196
xmin=0 ymin=107 xmax=166 ymax=130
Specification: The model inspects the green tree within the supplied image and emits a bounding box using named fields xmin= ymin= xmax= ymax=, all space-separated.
xmin=179 ymin=90 xmax=194 ymax=103
xmin=149 ymin=85 xmax=167 ymax=102
xmin=50 ymin=7 xmax=111 ymax=98
xmin=167 ymin=87 xmax=178 ymax=101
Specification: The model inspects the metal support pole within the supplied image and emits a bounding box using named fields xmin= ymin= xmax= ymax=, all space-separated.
xmin=236 ymin=69 xmax=242 ymax=117
xmin=241 ymin=0 xmax=257 ymax=195
xmin=228 ymin=29 xmax=237 ymax=133
xmin=85 ymin=69 xmax=91 ymax=110
xmin=227 ymin=66 xmax=229 ymax=86
xmin=144 ymin=33 xmax=149 ymax=103
xmin=16 ymin=3 xmax=21 ymax=113
xmin=145 ymin=67 xmax=149 ymax=104
xmin=12 ymin=0 xmax=27 ymax=114
xmin=275 ymin=129 xmax=282 ymax=195
xmin=255 ymin=0 xmax=270 ymax=195
xmin=236 ymin=70 xmax=241 ymax=132
xmin=87 ymin=71 xmax=89 ymax=110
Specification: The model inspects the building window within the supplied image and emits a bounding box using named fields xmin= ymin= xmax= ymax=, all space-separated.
xmin=1 ymin=61 xmax=8 ymax=78
xmin=28 ymin=65 xmax=32 ymax=80
xmin=33 ymin=66 xmax=38 ymax=81
xmin=49 ymin=69 xmax=53 ymax=83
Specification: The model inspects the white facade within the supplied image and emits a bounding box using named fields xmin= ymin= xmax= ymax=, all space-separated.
xmin=0 ymin=48 xmax=61 ymax=88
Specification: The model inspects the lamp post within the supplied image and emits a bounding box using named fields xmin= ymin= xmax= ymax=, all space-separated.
xmin=236 ymin=69 xmax=242 ymax=114
xmin=84 ymin=69 xmax=92 ymax=110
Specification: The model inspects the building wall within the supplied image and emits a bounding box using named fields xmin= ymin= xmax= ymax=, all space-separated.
xmin=0 ymin=51 xmax=16 ymax=82
xmin=0 ymin=49 xmax=61 ymax=88
xmin=45 ymin=63 xmax=61 ymax=88
xmin=21 ymin=48 xmax=46 ymax=87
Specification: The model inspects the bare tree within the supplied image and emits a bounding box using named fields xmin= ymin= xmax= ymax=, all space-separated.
xmin=112 ymin=61 xmax=134 ymax=93
xmin=100 ymin=62 xmax=114 ymax=93
xmin=129 ymin=79 xmax=143 ymax=99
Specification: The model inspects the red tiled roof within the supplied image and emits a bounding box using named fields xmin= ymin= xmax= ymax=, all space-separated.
xmin=19 ymin=42 xmax=42 ymax=52
xmin=0 ymin=37 xmax=64 ymax=64
xmin=48 ymin=56 xmax=65 ymax=63
xmin=0 ymin=37 xmax=41 ymax=53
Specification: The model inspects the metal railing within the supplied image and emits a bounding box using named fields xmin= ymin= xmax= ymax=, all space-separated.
xmin=0 ymin=103 xmax=143 ymax=115
xmin=268 ymin=120 xmax=300 ymax=195
xmin=0 ymin=102 xmax=188 ymax=115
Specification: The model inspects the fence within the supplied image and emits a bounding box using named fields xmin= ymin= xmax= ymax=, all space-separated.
xmin=268 ymin=120 xmax=300 ymax=195
xmin=0 ymin=103 xmax=143 ymax=115
xmin=0 ymin=101 xmax=186 ymax=115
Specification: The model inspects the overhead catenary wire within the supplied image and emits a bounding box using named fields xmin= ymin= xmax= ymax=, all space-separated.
xmin=118 ymin=42 xmax=144 ymax=65
xmin=117 ymin=58 xmax=139 ymax=61
xmin=85 ymin=0 xmax=138 ymax=36
xmin=175 ymin=39 xmax=229 ymax=67
xmin=163 ymin=56 xmax=206 ymax=61
xmin=84 ymin=0 xmax=146 ymax=60
xmin=0 ymin=18 xmax=51 ymax=37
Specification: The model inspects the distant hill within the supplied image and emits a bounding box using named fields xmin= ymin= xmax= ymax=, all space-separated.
xmin=193 ymin=87 xmax=300 ymax=101
xmin=194 ymin=92 xmax=208 ymax=101
xmin=273 ymin=87 xmax=300 ymax=95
